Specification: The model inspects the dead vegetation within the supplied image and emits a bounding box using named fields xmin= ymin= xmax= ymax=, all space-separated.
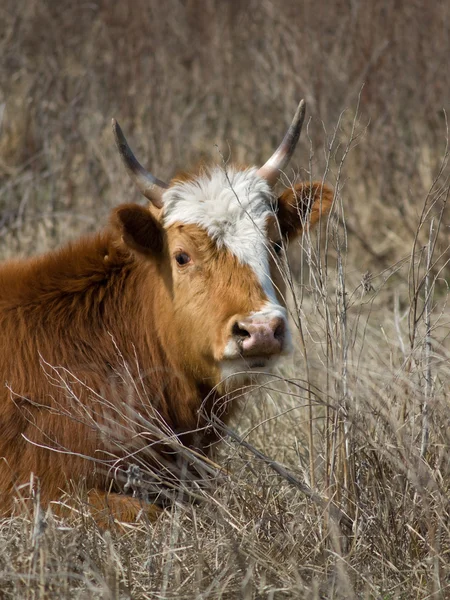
xmin=0 ymin=0 xmax=449 ymax=598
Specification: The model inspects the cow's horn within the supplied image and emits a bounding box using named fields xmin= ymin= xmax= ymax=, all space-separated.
xmin=112 ymin=119 xmax=168 ymax=209
xmin=257 ymin=99 xmax=306 ymax=187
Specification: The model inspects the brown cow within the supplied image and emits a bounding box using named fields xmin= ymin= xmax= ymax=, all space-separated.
xmin=0 ymin=101 xmax=332 ymax=524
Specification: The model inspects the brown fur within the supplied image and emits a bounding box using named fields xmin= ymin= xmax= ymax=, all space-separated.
xmin=277 ymin=182 xmax=333 ymax=237
xmin=0 ymin=178 xmax=332 ymax=523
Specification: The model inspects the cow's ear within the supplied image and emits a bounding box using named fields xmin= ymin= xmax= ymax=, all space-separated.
xmin=110 ymin=204 xmax=164 ymax=256
xmin=277 ymin=182 xmax=333 ymax=240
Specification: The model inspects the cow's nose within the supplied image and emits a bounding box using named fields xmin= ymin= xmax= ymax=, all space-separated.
xmin=231 ymin=316 xmax=286 ymax=356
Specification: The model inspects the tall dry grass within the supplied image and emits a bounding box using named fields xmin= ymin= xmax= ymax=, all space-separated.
xmin=0 ymin=0 xmax=449 ymax=598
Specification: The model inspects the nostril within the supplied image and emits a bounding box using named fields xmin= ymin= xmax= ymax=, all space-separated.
xmin=274 ymin=320 xmax=285 ymax=341
xmin=232 ymin=322 xmax=251 ymax=339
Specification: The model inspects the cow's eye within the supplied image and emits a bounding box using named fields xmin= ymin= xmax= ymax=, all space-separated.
xmin=175 ymin=252 xmax=191 ymax=266
xmin=273 ymin=241 xmax=283 ymax=256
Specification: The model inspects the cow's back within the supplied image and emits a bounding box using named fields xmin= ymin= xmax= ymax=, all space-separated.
xmin=0 ymin=235 xmax=138 ymax=511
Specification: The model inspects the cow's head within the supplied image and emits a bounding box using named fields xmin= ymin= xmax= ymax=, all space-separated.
xmin=111 ymin=102 xmax=332 ymax=387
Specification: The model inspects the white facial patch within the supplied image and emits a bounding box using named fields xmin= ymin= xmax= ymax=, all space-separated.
xmin=163 ymin=166 xmax=279 ymax=303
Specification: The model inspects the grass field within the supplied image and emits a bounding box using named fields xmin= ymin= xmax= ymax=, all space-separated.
xmin=0 ymin=1 xmax=449 ymax=598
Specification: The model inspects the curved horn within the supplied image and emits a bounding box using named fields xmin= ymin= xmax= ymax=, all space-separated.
xmin=112 ymin=119 xmax=168 ymax=209
xmin=257 ymin=99 xmax=306 ymax=187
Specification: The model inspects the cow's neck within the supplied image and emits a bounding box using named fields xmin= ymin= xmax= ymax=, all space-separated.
xmin=141 ymin=255 xmax=234 ymax=446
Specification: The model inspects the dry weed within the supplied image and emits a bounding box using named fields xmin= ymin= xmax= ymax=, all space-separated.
xmin=0 ymin=1 xmax=449 ymax=598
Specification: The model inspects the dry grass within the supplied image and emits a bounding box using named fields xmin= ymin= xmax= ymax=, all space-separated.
xmin=1 ymin=0 xmax=450 ymax=598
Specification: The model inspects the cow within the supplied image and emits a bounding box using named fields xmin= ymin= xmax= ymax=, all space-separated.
xmin=0 ymin=101 xmax=333 ymax=525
